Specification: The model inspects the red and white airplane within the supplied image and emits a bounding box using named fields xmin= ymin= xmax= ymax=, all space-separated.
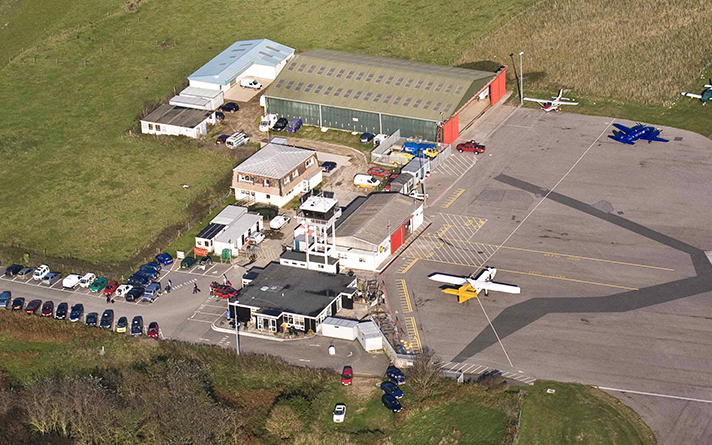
xmin=428 ymin=267 xmax=520 ymax=303
xmin=524 ymin=89 xmax=578 ymax=113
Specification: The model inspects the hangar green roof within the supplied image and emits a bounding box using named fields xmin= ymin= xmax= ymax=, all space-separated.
xmin=264 ymin=49 xmax=496 ymax=122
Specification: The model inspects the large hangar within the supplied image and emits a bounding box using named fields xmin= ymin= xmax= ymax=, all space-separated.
xmin=263 ymin=49 xmax=506 ymax=143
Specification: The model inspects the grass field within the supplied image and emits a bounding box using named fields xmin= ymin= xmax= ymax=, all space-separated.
xmin=0 ymin=311 xmax=656 ymax=444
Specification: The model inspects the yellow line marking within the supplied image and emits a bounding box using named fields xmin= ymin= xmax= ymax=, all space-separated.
xmin=398 ymin=258 xmax=419 ymax=274
xmin=420 ymin=234 xmax=673 ymax=272
xmin=441 ymin=189 xmax=465 ymax=208
xmin=405 ymin=317 xmax=422 ymax=353
xmin=397 ymin=279 xmax=413 ymax=313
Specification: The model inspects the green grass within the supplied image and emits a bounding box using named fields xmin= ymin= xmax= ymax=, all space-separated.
xmin=518 ymin=381 xmax=656 ymax=445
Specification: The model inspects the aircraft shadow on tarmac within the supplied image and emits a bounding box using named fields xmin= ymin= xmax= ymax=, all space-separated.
xmin=452 ymin=174 xmax=712 ymax=363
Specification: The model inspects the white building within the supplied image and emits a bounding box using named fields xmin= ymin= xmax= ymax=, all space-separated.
xmin=140 ymin=104 xmax=216 ymax=139
xmin=169 ymin=86 xmax=224 ymax=111
xmin=321 ymin=317 xmax=359 ymax=341
xmin=357 ymin=321 xmax=383 ymax=352
xmin=194 ymin=205 xmax=263 ymax=257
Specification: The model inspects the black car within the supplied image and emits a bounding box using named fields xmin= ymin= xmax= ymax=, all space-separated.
xmin=198 ymin=255 xmax=213 ymax=269
xmin=215 ymin=111 xmax=225 ymax=122
xmin=380 ymin=381 xmax=404 ymax=399
xmin=360 ymin=132 xmax=374 ymax=143
xmin=321 ymin=161 xmax=337 ymax=173
xmin=4 ymin=264 xmax=23 ymax=277
xmin=272 ymin=117 xmax=288 ymax=132
xmin=386 ymin=366 xmax=406 ymax=385
xmin=220 ymin=102 xmax=239 ymax=113
xmin=116 ymin=316 xmax=128 ymax=333
xmin=99 ymin=309 xmax=114 ymax=330
xmin=381 ymin=394 xmax=403 ymax=413
xmin=85 ymin=312 xmax=99 ymax=327
xmin=69 ymin=304 xmax=84 ymax=322
xmin=41 ymin=300 xmax=54 ymax=317
xmin=54 ymin=302 xmax=69 ymax=320
xmin=125 ymin=286 xmax=145 ymax=302
xmin=128 ymin=274 xmax=150 ymax=287
xmin=11 ymin=297 xmax=25 ymax=311
xmin=25 ymin=299 xmax=42 ymax=315
xmin=477 ymin=369 xmax=502 ymax=383
xmin=136 ymin=268 xmax=159 ymax=281
xmin=131 ymin=316 xmax=144 ymax=336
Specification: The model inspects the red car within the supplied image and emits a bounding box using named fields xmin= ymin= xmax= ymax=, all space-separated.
xmin=25 ymin=299 xmax=42 ymax=315
xmin=147 ymin=321 xmax=160 ymax=339
xmin=367 ymin=166 xmax=391 ymax=178
xmin=41 ymin=300 xmax=54 ymax=317
xmin=103 ymin=281 xmax=119 ymax=297
xmin=341 ymin=366 xmax=353 ymax=385
xmin=456 ymin=140 xmax=486 ymax=154
xmin=210 ymin=282 xmax=238 ymax=299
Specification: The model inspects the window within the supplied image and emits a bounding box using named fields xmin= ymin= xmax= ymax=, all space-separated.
xmin=355 ymin=72 xmax=365 ymax=81
xmin=383 ymin=94 xmax=392 ymax=104
xmin=263 ymin=179 xmax=270 ymax=187
xmin=425 ymin=81 xmax=434 ymax=90
xmin=317 ymin=66 xmax=326 ymax=75
xmin=343 ymin=89 xmax=352 ymax=98
xmin=287 ymin=62 xmax=296 ymax=70
xmin=148 ymin=124 xmax=154 ymax=130
xmin=433 ymin=101 xmax=442 ymax=111
xmin=298 ymin=63 xmax=306 ymax=72
xmin=336 ymin=69 xmax=345 ymax=78
xmin=413 ymin=99 xmax=422 ymax=108
xmin=295 ymin=82 xmax=304 ymax=91
xmin=393 ymin=96 xmax=402 ymax=105
xmin=455 ymin=85 xmax=464 ymax=95
xmin=375 ymin=74 xmax=384 ymax=83
xmin=434 ymin=82 xmax=444 ymax=92
xmin=402 ymin=97 xmax=412 ymax=107
xmin=443 ymin=103 xmax=453 ymax=113
xmin=307 ymin=65 xmax=316 ymax=73
xmin=445 ymin=84 xmax=454 ymax=93
xmin=334 ymin=87 xmax=343 ymax=97
xmin=266 ymin=194 xmax=270 ymax=199
xmin=324 ymin=86 xmax=333 ymax=95
xmin=305 ymin=157 xmax=314 ymax=168
xmin=415 ymin=80 xmax=423 ymax=89
xmin=292 ymin=170 xmax=298 ymax=180
xmin=373 ymin=93 xmax=382 ymax=102
xmin=365 ymin=73 xmax=374 ymax=82
xmin=353 ymin=90 xmax=362 ymax=99
xmin=395 ymin=77 xmax=404 ymax=86
xmin=275 ymin=79 xmax=285 ymax=88
xmin=305 ymin=83 xmax=314 ymax=92
xmin=385 ymin=75 xmax=394 ymax=85
xmin=314 ymin=85 xmax=323 ymax=94
xmin=404 ymin=79 xmax=413 ymax=88
xmin=155 ymin=125 xmax=161 ymax=131
xmin=283 ymin=176 xmax=291 ymax=185
xmin=285 ymin=80 xmax=294 ymax=89
xmin=326 ymin=67 xmax=335 ymax=76
xmin=345 ymin=70 xmax=355 ymax=79
xmin=423 ymin=100 xmax=432 ymax=110
xmin=359 ymin=258 xmax=366 ymax=263
xmin=363 ymin=91 xmax=372 ymax=101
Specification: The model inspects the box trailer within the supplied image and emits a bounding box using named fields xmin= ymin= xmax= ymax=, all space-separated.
xmin=321 ymin=317 xmax=359 ymax=340
xmin=357 ymin=321 xmax=383 ymax=352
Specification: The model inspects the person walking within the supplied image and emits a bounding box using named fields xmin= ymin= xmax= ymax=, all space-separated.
xmin=193 ymin=282 xmax=200 ymax=294
xmin=222 ymin=274 xmax=228 ymax=285
xmin=166 ymin=279 xmax=172 ymax=294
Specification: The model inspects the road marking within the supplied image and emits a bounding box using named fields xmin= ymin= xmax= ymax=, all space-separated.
xmin=597 ymin=387 xmax=712 ymax=404
xmin=299 ymin=359 xmax=311 ymax=362
xmin=404 ymin=317 xmax=422 ymax=353
xmin=397 ymin=258 xmax=419 ymax=274
xmin=441 ymin=188 xmax=465 ymax=208
xmin=396 ymin=279 xmax=413 ymax=313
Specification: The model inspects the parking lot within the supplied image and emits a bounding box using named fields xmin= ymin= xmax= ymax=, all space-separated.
xmin=384 ymin=108 xmax=712 ymax=443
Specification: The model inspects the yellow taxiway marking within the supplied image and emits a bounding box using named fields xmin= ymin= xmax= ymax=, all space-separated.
xmin=397 ymin=279 xmax=413 ymax=313
xmin=441 ymin=189 xmax=465 ymax=208
xmin=405 ymin=317 xmax=422 ymax=353
xmin=397 ymin=258 xmax=419 ymax=274
xmin=420 ymin=234 xmax=673 ymax=272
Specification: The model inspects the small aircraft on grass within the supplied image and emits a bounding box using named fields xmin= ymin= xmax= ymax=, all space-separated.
xmin=680 ymin=80 xmax=712 ymax=105
xmin=608 ymin=123 xmax=669 ymax=145
xmin=523 ymin=89 xmax=578 ymax=112
xmin=428 ymin=267 xmax=520 ymax=304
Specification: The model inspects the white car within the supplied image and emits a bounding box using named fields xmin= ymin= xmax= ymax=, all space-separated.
xmin=246 ymin=231 xmax=266 ymax=244
xmin=333 ymin=404 xmax=346 ymax=423
xmin=373 ymin=134 xmax=388 ymax=146
xmin=226 ymin=131 xmax=249 ymax=148
xmin=62 ymin=274 xmax=82 ymax=289
xmin=259 ymin=114 xmax=278 ymax=132
xmin=269 ymin=215 xmax=291 ymax=230
xmin=79 ymin=273 xmax=96 ymax=288
xmin=240 ymin=78 xmax=262 ymax=89
xmin=115 ymin=284 xmax=133 ymax=298
xmin=408 ymin=190 xmax=428 ymax=201
xmin=353 ymin=174 xmax=380 ymax=188
xmin=33 ymin=264 xmax=50 ymax=280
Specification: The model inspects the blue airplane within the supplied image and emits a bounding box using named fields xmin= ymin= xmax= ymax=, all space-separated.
xmin=608 ymin=123 xmax=669 ymax=145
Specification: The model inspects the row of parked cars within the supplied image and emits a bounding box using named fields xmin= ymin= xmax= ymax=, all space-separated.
xmin=333 ymin=365 xmax=406 ymax=422
xmin=0 ymin=293 xmax=159 ymax=337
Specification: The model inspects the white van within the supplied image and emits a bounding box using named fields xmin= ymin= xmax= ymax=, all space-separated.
xmin=353 ymin=174 xmax=381 ymax=188
xmin=79 ymin=273 xmax=96 ymax=288
xmin=259 ymin=114 xmax=278 ymax=132
xmin=62 ymin=274 xmax=82 ymax=289
xmin=240 ymin=78 xmax=262 ymax=90
xmin=226 ymin=131 xmax=249 ymax=148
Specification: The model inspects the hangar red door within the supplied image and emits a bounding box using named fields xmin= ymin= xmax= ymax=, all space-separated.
xmin=390 ymin=224 xmax=405 ymax=253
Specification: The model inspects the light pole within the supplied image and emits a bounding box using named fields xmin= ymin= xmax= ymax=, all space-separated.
xmin=231 ymin=303 xmax=241 ymax=355
xmin=519 ymin=52 xmax=524 ymax=105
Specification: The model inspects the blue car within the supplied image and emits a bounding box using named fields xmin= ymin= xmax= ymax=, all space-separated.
xmin=286 ymin=118 xmax=302 ymax=133
xmin=0 ymin=291 xmax=10 ymax=308
xmin=386 ymin=366 xmax=406 ymax=385
xmin=128 ymin=274 xmax=150 ymax=287
xmin=155 ymin=253 xmax=173 ymax=266
xmin=138 ymin=267 xmax=160 ymax=280
xmin=380 ymin=381 xmax=404 ymax=399
xmin=141 ymin=262 xmax=162 ymax=273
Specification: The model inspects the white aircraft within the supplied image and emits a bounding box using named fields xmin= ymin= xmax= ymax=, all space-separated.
xmin=524 ymin=89 xmax=578 ymax=112
xmin=428 ymin=267 xmax=520 ymax=303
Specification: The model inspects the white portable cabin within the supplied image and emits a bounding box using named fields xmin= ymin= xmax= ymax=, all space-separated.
xmin=321 ymin=317 xmax=359 ymax=340
xmin=357 ymin=321 xmax=383 ymax=352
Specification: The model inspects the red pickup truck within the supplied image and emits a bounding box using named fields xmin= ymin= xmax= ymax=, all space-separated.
xmin=456 ymin=140 xmax=486 ymax=154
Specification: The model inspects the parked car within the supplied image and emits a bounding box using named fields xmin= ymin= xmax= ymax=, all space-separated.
xmin=125 ymin=286 xmax=145 ymax=302
xmin=381 ymin=394 xmax=403 ymax=413
xmin=62 ymin=274 xmax=82 ymax=289
xmin=373 ymin=134 xmax=388 ymax=146
xmin=131 ymin=316 xmax=144 ymax=336
xmin=90 ymin=277 xmax=108 ymax=293
xmin=41 ymin=300 xmax=54 ymax=317
xmin=79 ymin=273 xmax=96 ymax=288
xmin=477 ymin=369 xmax=502 ymax=383
xmin=341 ymin=366 xmax=353 ymax=385
xmin=367 ymin=166 xmax=391 ymax=178
xmin=198 ymin=256 xmax=213 ymax=270
xmin=353 ymin=174 xmax=380 ymax=188
xmin=456 ymin=140 xmax=486 ymax=154
xmin=69 ymin=304 xmax=84 ymax=322
xmin=386 ymin=366 xmax=406 ymax=385
xmin=99 ymin=310 xmax=114 ymax=330
xmin=220 ymin=102 xmax=239 ymax=113
xmin=147 ymin=321 xmax=160 ymax=338
xmin=103 ymin=281 xmax=119 ymax=296
xmin=115 ymin=284 xmax=133 ymax=298
xmin=42 ymin=272 xmax=61 ymax=286
xmin=17 ymin=267 xmax=35 ymax=279
xmin=321 ymin=161 xmax=337 ymax=173
xmin=115 ymin=316 xmax=128 ymax=333
xmin=380 ymin=381 xmax=404 ymax=399
xmin=259 ymin=114 xmax=278 ymax=132
xmin=142 ymin=261 xmax=162 ymax=273
xmin=155 ymin=253 xmax=173 ymax=266
xmin=181 ymin=256 xmax=197 ymax=270
xmin=54 ymin=302 xmax=68 ymax=320
xmin=333 ymin=404 xmax=346 ymax=423
xmin=25 ymin=299 xmax=42 ymax=315
xmin=286 ymin=118 xmax=303 ymax=133
xmin=272 ymin=117 xmax=288 ymax=132
xmin=4 ymin=264 xmax=22 ymax=277
xmin=0 ymin=291 xmax=10 ymax=308
xmin=240 ymin=78 xmax=262 ymax=89
xmin=215 ymin=134 xmax=229 ymax=145
xmin=142 ymin=283 xmax=162 ymax=302
xmin=269 ymin=215 xmax=291 ymax=230
xmin=360 ymin=132 xmax=374 ymax=143
xmin=85 ymin=312 xmax=99 ymax=327
xmin=33 ymin=264 xmax=50 ymax=280
xmin=226 ymin=131 xmax=249 ymax=148
xmin=128 ymin=274 xmax=150 ymax=287
xmin=209 ymin=282 xmax=238 ymax=299
xmin=11 ymin=297 xmax=25 ymax=311
xmin=246 ymin=232 xmax=266 ymax=244
xmin=136 ymin=268 xmax=159 ymax=281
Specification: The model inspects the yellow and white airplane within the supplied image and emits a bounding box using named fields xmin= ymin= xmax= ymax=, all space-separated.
xmin=428 ymin=267 xmax=520 ymax=303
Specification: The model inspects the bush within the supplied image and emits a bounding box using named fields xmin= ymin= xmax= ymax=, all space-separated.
xmin=265 ymin=405 xmax=303 ymax=440
xmin=248 ymin=203 xmax=279 ymax=220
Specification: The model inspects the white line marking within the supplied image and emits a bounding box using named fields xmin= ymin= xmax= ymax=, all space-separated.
xmin=477 ymin=296 xmax=514 ymax=367
xmin=597 ymin=387 xmax=712 ymax=404
xmin=299 ymin=359 xmax=311 ymax=362
xmin=473 ymin=365 xmax=486 ymax=373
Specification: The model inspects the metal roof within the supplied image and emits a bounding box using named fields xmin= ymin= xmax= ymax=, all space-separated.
xmin=323 ymin=317 xmax=359 ymax=328
xmin=141 ymin=104 xmax=212 ymax=128
xmin=211 ymin=205 xmax=248 ymax=225
xmin=188 ymin=39 xmax=294 ymax=86
xmin=169 ymin=95 xmax=212 ymax=110
xmin=264 ymin=49 xmax=496 ymax=122
xmin=180 ymin=86 xmax=224 ymax=99
xmin=196 ymin=223 xmax=226 ymax=240
xmin=233 ymin=142 xmax=315 ymax=179
xmin=336 ymin=193 xmax=421 ymax=249
xmin=215 ymin=213 xmax=262 ymax=244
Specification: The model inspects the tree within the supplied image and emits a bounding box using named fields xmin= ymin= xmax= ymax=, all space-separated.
xmin=407 ymin=347 xmax=443 ymax=400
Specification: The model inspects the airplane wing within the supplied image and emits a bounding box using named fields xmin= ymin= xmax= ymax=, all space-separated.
xmin=640 ymin=133 xmax=669 ymax=143
xmin=476 ymin=281 xmax=521 ymax=294
xmin=550 ymin=100 xmax=578 ymax=106
xmin=612 ymin=123 xmax=633 ymax=134
xmin=428 ymin=274 xmax=468 ymax=286
xmin=608 ymin=135 xmax=635 ymax=145
xmin=523 ymin=97 xmax=549 ymax=104
xmin=681 ymin=92 xmax=703 ymax=99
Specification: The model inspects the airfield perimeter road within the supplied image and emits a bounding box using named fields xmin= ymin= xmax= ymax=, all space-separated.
xmin=384 ymin=108 xmax=712 ymax=444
